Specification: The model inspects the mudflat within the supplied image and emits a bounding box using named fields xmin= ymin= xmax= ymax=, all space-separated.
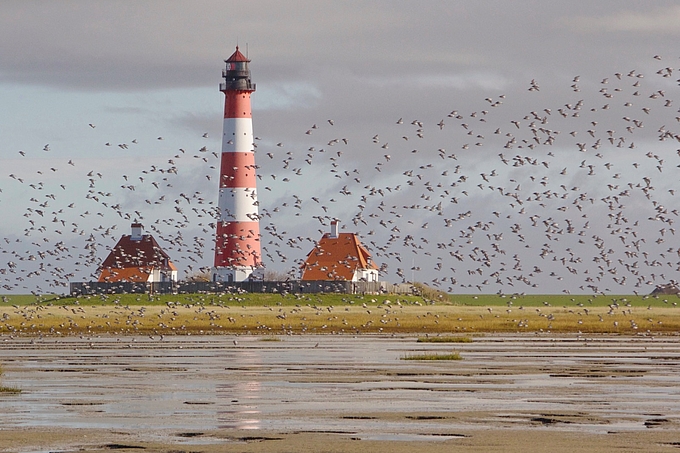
xmin=2 ymin=427 xmax=680 ymax=452
xmin=2 ymin=334 xmax=680 ymax=452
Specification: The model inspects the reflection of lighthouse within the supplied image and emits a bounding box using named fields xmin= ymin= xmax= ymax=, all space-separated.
xmin=217 ymin=346 xmax=262 ymax=430
xmin=217 ymin=380 xmax=262 ymax=430
xmin=212 ymin=46 xmax=264 ymax=282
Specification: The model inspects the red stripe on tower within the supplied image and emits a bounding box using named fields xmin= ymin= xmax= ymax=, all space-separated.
xmin=212 ymin=46 xmax=264 ymax=282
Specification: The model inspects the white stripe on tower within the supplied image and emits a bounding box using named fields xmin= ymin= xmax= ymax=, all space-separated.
xmin=213 ymin=46 xmax=263 ymax=282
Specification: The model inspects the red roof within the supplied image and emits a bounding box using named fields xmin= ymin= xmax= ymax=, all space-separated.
xmin=98 ymin=234 xmax=175 ymax=282
xmin=99 ymin=267 xmax=152 ymax=283
xmin=300 ymin=232 xmax=378 ymax=281
xmin=226 ymin=46 xmax=249 ymax=62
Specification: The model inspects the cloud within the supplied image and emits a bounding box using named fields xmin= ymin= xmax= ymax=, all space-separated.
xmin=365 ymin=72 xmax=510 ymax=91
xmin=0 ymin=1 xmax=406 ymax=91
xmin=255 ymin=82 xmax=322 ymax=110
xmin=563 ymin=5 xmax=680 ymax=34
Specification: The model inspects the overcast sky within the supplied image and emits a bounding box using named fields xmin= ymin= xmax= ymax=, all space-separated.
xmin=2 ymin=1 xmax=680 ymax=295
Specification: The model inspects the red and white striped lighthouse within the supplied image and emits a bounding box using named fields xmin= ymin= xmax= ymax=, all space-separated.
xmin=212 ymin=46 xmax=264 ymax=282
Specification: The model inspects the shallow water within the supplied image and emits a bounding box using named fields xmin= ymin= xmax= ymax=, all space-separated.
xmin=1 ymin=334 xmax=680 ymax=441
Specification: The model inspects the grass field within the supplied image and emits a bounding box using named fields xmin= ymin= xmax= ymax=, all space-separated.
xmin=2 ymin=292 xmax=679 ymax=308
xmin=1 ymin=292 xmax=679 ymax=336
xmin=2 ymin=292 xmax=428 ymax=308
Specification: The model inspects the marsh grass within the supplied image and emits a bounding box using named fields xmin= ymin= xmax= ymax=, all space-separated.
xmin=417 ymin=336 xmax=473 ymax=343
xmin=1 ymin=302 xmax=680 ymax=336
xmin=0 ymin=366 xmax=20 ymax=394
xmin=0 ymin=386 xmax=21 ymax=393
xmin=402 ymin=352 xmax=462 ymax=361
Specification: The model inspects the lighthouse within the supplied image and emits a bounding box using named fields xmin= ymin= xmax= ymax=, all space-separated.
xmin=212 ymin=46 xmax=264 ymax=282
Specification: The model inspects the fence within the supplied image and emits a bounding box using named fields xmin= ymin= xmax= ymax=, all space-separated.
xmin=69 ymin=280 xmax=414 ymax=296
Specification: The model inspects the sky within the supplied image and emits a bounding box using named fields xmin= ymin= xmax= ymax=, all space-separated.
xmin=2 ymin=1 xmax=680 ymax=295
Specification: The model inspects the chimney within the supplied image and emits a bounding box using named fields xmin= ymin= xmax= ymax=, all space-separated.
xmin=131 ymin=223 xmax=143 ymax=241
xmin=330 ymin=219 xmax=339 ymax=238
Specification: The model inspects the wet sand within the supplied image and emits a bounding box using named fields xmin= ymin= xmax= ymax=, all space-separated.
xmin=2 ymin=334 xmax=680 ymax=451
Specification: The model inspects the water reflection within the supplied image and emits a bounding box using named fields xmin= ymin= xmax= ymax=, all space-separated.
xmin=217 ymin=381 xmax=261 ymax=429
xmin=217 ymin=348 xmax=262 ymax=429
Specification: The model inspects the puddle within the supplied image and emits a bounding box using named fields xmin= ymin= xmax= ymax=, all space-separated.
xmin=358 ymin=433 xmax=469 ymax=441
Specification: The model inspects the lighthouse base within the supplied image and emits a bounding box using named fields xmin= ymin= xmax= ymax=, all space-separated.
xmin=212 ymin=266 xmax=265 ymax=283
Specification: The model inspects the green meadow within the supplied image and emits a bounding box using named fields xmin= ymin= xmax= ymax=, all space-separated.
xmin=1 ymin=292 xmax=677 ymax=309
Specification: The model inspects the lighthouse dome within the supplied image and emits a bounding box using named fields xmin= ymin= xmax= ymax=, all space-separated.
xmin=221 ymin=46 xmax=254 ymax=91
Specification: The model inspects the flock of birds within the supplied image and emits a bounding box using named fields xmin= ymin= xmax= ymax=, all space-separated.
xmin=1 ymin=54 xmax=680 ymax=296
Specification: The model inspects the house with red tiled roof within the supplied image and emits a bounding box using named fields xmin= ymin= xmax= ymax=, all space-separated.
xmin=98 ymin=223 xmax=178 ymax=283
xmin=300 ymin=220 xmax=379 ymax=282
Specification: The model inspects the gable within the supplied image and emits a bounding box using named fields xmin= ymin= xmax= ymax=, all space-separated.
xmin=100 ymin=234 xmax=172 ymax=270
xmin=301 ymin=233 xmax=378 ymax=280
xmin=98 ymin=232 xmax=177 ymax=283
